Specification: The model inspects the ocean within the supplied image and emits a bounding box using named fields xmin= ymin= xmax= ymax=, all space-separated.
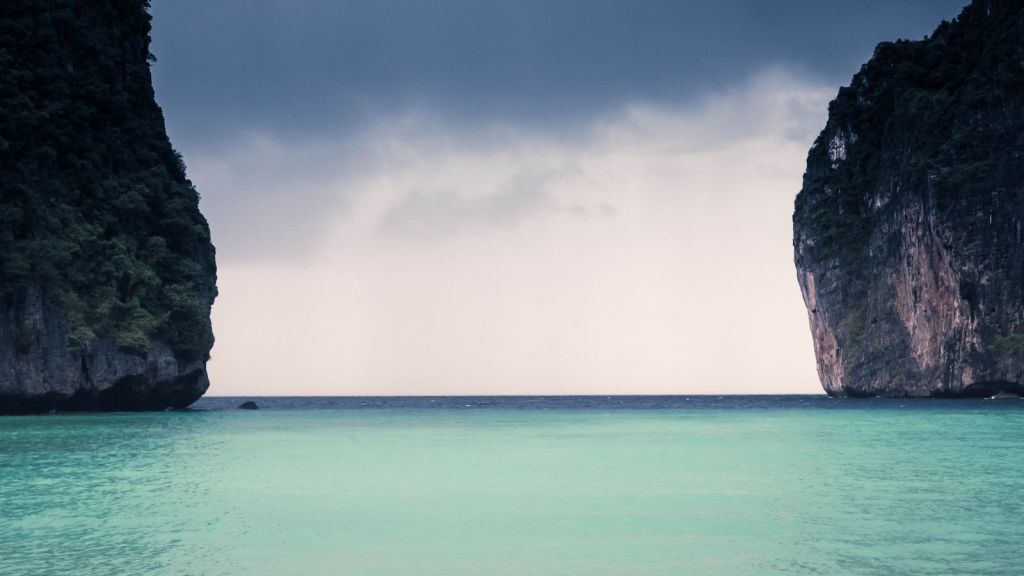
xmin=1 ymin=395 xmax=1021 ymax=575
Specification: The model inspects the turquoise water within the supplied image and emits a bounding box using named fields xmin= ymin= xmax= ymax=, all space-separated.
xmin=1 ymin=397 xmax=1022 ymax=576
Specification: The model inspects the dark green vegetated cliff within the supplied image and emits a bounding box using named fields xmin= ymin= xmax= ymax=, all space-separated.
xmin=0 ymin=0 xmax=216 ymax=362
xmin=798 ymin=0 xmax=1024 ymax=271
xmin=794 ymin=0 xmax=1024 ymax=396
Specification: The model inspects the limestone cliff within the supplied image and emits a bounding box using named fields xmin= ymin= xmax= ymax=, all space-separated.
xmin=0 ymin=1 xmax=216 ymax=412
xmin=794 ymin=0 xmax=1024 ymax=397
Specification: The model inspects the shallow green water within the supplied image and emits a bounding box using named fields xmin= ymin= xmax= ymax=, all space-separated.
xmin=1 ymin=399 xmax=1022 ymax=575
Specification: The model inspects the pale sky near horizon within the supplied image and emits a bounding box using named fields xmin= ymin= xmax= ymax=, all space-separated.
xmin=149 ymin=1 xmax=966 ymax=395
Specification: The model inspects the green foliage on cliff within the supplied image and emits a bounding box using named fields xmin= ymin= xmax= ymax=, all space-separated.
xmin=994 ymin=334 xmax=1024 ymax=364
xmin=0 ymin=1 xmax=216 ymax=359
xmin=838 ymin=303 xmax=868 ymax=349
xmin=795 ymin=0 xmax=1024 ymax=269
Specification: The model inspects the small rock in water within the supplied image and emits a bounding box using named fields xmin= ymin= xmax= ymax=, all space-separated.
xmin=237 ymin=400 xmax=259 ymax=410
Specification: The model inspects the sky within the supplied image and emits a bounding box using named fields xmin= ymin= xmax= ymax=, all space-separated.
xmin=149 ymin=0 xmax=967 ymax=396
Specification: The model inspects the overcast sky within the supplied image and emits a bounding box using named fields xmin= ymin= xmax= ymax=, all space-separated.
xmin=149 ymin=1 xmax=966 ymax=396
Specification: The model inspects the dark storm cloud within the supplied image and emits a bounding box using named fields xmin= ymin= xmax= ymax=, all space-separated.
xmin=150 ymin=0 xmax=966 ymax=151
xmin=148 ymin=0 xmax=966 ymax=263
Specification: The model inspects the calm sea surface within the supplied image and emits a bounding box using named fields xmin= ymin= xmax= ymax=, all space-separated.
xmin=1 ymin=395 xmax=1022 ymax=576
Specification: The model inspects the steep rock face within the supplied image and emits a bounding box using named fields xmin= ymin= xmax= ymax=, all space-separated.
xmin=0 ymin=1 xmax=216 ymax=412
xmin=794 ymin=0 xmax=1024 ymax=397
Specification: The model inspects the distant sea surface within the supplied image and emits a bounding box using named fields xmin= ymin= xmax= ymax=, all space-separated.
xmin=2 ymin=395 xmax=1022 ymax=575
